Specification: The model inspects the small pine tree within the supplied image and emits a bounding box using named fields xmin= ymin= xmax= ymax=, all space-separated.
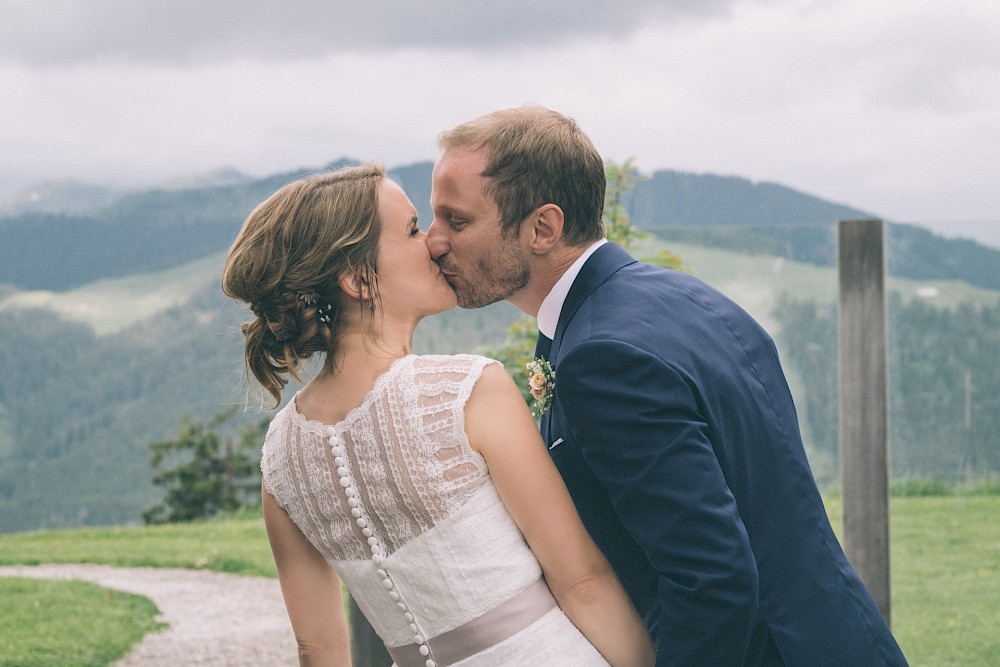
xmin=142 ymin=407 xmax=266 ymax=524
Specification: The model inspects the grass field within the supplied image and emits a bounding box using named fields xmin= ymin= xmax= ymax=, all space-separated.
xmin=0 ymin=251 xmax=226 ymax=336
xmin=826 ymin=495 xmax=1000 ymax=666
xmin=0 ymin=510 xmax=275 ymax=577
xmin=1 ymin=497 xmax=998 ymax=666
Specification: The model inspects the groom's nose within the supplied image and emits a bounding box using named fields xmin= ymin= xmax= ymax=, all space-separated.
xmin=425 ymin=219 xmax=449 ymax=261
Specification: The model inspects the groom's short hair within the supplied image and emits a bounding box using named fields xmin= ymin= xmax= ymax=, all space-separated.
xmin=438 ymin=105 xmax=606 ymax=245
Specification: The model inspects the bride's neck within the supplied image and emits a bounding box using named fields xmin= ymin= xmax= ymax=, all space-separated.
xmin=296 ymin=322 xmax=412 ymax=425
xmin=326 ymin=316 xmax=414 ymax=378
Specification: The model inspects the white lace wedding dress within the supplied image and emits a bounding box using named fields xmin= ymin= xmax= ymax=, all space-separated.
xmin=261 ymin=354 xmax=609 ymax=667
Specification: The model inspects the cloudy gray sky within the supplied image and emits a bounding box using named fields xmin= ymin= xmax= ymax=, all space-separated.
xmin=2 ymin=0 xmax=998 ymax=244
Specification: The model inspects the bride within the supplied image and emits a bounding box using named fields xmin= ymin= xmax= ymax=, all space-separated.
xmin=222 ymin=163 xmax=654 ymax=666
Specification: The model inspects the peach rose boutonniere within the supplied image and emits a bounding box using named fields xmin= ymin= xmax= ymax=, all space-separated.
xmin=525 ymin=357 xmax=556 ymax=418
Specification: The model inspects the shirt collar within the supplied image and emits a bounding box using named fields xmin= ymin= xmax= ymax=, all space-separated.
xmin=536 ymin=238 xmax=607 ymax=339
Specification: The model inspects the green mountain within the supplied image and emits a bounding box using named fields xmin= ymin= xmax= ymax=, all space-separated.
xmin=0 ymin=160 xmax=354 ymax=291
xmin=628 ymin=170 xmax=1000 ymax=291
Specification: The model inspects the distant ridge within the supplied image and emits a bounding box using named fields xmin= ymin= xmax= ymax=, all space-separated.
xmin=0 ymin=168 xmax=254 ymax=218
xmin=0 ymin=179 xmax=126 ymax=218
xmin=631 ymin=169 xmax=871 ymax=228
xmin=150 ymin=166 xmax=254 ymax=191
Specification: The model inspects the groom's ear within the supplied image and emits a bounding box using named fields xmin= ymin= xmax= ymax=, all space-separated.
xmin=525 ymin=204 xmax=564 ymax=254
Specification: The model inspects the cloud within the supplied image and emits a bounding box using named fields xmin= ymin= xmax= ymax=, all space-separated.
xmin=1 ymin=0 xmax=998 ymax=227
xmin=0 ymin=0 xmax=737 ymax=66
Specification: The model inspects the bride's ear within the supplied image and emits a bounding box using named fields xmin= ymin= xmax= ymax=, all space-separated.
xmin=337 ymin=267 xmax=373 ymax=301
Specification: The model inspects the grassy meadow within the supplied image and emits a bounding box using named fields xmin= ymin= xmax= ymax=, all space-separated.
xmin=0 ymin=510 xmax=276 ymax=577
xmin=827 ymin=495 xmax=1000 ymax=666
xmin=0 ymin=252 xmax=226 ymax=336
xmin=1 ymin=496 xmax=998 ymax=666
xmin=0 ymin=578 xmax=163 ymax=667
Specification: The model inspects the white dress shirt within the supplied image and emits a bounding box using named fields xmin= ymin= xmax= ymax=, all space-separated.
xmin=535 ymin=239 xmax=607 ymax=339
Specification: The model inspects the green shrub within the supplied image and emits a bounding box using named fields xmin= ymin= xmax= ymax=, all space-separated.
xmin=892 ymin=478 xmax=954 ymax=497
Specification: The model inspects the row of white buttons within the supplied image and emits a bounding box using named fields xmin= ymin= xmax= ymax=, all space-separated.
xmin=328 ymin=427 xmax=437 ymax=667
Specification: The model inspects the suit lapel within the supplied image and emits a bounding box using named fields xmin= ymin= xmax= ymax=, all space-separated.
xmin=549 ymin=241 xmax=637 ymax=365
xmin=541 ymin=242 xmax=634 ymax=449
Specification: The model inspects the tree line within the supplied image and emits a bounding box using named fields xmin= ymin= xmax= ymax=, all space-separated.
xmin=777 ymin=294 xmax=1000 ymax=484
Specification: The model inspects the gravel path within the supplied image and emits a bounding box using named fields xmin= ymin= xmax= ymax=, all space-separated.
xmin=0 ymin=564 xmax=298 ymax=666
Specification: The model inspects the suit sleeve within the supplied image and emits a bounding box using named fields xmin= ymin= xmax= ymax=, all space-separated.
xmin=557 ymin=339 xmax=759 ymax=666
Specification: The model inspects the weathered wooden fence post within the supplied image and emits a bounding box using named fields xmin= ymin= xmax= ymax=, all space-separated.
xmin=350 ymin=595 xmax=391 ymax=667
xmin=838 ymin=218 xmax=892 ymax=624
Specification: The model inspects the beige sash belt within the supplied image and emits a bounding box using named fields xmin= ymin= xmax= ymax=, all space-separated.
xmin=386 ymin=577 xmax=557 ymax=667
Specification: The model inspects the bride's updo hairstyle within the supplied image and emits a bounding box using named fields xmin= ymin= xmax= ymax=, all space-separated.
xmin=222 ymin=163 xmax=385 ymax=408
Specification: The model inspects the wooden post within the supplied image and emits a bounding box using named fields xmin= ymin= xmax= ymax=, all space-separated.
xmin=349 ymin=595 xmax=391 ymax=667
xmin=838 ymin=219 xmax=891 ymax=624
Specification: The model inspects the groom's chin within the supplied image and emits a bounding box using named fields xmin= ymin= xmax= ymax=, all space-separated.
xmin=456 ymin=297 xmax=497 ymax=310
xmin=446 ymin=280 xmax=510 ymax=310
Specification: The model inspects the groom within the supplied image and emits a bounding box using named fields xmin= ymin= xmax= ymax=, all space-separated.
xmin=426 ymin=105 xmax=908 ymax=666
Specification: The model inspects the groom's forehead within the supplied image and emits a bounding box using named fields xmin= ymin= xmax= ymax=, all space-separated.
xmin=431 ymin=176 xmax=497 ymax=213
xmin=435 ymin=147 xmax=490 ymax=180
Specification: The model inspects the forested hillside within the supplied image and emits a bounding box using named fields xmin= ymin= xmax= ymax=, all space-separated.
xmin=0 ymin=276 xmax=520 ymax=534
xmin=777 ymin=295 xmax=1000 ymax=484
xmin=0 ymin=289 xmax=247 ymax=532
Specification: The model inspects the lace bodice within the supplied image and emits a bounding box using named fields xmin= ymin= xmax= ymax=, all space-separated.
xmin=261 ymin=353 xmax=609 ymax=665
xmin=262 ymin=354 xmax=496 ymax=562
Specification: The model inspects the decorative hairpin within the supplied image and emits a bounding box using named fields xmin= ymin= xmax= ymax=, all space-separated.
xmin=297 ymin=289 xmax=320 ymax=305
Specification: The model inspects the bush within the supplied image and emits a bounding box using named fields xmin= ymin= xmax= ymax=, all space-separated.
xmin=891 ymin=477 xmax=954 ymax=497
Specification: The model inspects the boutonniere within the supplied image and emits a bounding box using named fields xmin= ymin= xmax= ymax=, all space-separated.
xmin=526 ymin=357 xmax=556 ymax=418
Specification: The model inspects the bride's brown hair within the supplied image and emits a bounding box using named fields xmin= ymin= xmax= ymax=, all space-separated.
xmin=222 ymin=163 xmax=385 ymax=408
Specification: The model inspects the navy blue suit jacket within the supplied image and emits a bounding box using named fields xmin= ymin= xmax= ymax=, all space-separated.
xmin=539 ymin=242 xmax=907 ymax=666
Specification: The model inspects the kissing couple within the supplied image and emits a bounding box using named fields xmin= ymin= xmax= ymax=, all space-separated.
xmin=222 ymin=105 xmax=908 ymax=666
